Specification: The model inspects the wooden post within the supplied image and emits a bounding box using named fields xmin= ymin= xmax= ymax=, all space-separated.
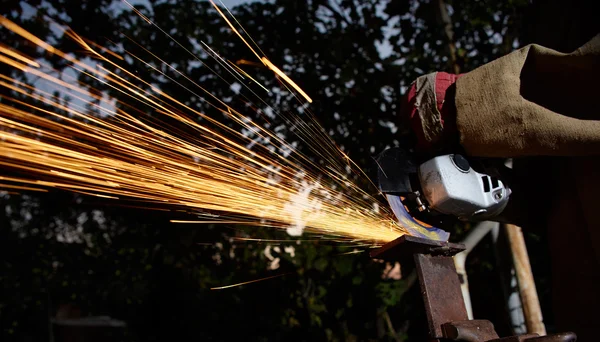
xmin=504 ymin=224 xmax=546 ymax=335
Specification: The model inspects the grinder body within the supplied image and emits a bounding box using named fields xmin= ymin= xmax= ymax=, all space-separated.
xmin=376 ymin=147 xmax=512 ymax=241
xmin=418 ymin=154 xmax=511 ymax=220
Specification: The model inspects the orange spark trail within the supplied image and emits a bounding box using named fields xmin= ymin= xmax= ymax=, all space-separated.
xmin=209 ymin=0 xmax=312 ymax=103
xmin=209 ymin=0 xmax=262 ymax=62
xmin=261 ymin=57 xmax=313 ymax=103
xmin=0 ymin=44 xmax=40 ymax=67
xmin=211 ymin=272 xmax=292 ymax=290
xmin=0 ymin=15 xmax=406 ymax=245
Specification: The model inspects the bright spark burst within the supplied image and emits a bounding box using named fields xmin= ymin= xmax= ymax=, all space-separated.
xmin=0 ymin=7 xmax=405 ymax=245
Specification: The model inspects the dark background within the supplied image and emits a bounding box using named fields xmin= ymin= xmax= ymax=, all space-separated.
xmin=1 ymin=0 xmax=597 ymax=341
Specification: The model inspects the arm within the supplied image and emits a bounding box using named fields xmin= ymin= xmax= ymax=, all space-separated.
xmin=455 ymin=34 xmax=600 ymax=157
xmin=403 ymin=34 xmax=600 ymax=159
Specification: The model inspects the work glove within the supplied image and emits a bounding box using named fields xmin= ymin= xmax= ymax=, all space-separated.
xmin=401 ymin=34 xmax=600 ymax=159
xmin=400 ymin=71 xmax=463 ymax=159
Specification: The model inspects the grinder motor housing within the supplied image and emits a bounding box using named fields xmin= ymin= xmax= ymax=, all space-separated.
xmin=376 ymin=147 xmax=512 ymax=222
xmin=418 ymin=154 xmax=511 ymax=220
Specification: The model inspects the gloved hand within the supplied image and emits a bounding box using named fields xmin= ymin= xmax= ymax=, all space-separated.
xmin=401 ymin=35 xmax=600 ymax=159
xmin=399 ymin=71 xmax=463 ymax=157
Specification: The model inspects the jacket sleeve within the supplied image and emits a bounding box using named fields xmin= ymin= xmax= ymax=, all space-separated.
xmin=454 ymin=34 xmax=600 ymax=157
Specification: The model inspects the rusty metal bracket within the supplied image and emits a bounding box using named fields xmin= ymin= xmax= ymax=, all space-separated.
xmin=415 ymin=254 xmax=469 ymax=338
xmin=489 ymin=332 xmax=577 ymax=342
xmin=371 ymin=235 xmax=465 ymax=261
xmin=372 ymin=235 xmax=469 ymax=339
xmin=370 ymin=235 xmax=577 ymax=342
xmin=442 ymin=320 xmax=499 ymax=341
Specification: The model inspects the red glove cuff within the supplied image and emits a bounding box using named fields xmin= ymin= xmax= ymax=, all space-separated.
xmin=402 ymin=72 xmax=463 ymax=152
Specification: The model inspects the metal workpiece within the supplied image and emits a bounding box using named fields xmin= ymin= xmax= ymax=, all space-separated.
xmin=370 ymin=235 xmax=465 ymax=262
xmin=416 ymin=254 xmax=469 ymax=338
xmin=442 ymin=320 xmax=500 ymax=341
xmin=372 ymin=235 xmax=469 ymax=339
xmin=442 ymin=322 xmax=576 ymax=342
xmin=489 ymin=332 xmax=577 ymax=342
xmin=371 ymin=235 xmax=577 ymax=342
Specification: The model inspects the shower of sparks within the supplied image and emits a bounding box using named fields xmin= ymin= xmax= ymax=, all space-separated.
xmin=0 ymin=8 xmax=406 ymax=245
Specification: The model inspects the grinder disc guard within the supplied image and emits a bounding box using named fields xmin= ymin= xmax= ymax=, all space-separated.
xmin=376 ymin=147 xmax=450 ymax=242
xmin=376 ymin=147 xmax=417 ymax=194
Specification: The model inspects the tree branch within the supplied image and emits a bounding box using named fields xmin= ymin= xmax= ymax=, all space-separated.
xmin=383 ymin=310 xmax=402 ymax=342
xmin=434 ymin=0 xmax=460 ymax=74
xmin=320 ymin=2 xmax=352 ymax=28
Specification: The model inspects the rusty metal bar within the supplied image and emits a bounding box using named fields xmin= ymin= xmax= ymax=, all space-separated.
xmin=371 ymin=235 xmax=468 ymax=339
xmin=415 ymin=253 xmax=469 ymax=338
xmin=371 ymin=235 xmax=576 ymax=342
